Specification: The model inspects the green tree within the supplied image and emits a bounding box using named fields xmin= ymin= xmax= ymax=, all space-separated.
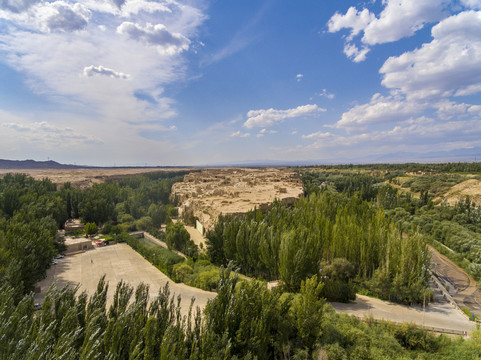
xmin=165 ymin=222 xmax=190 ymax=252
xmin=85 ymin=222 xmax=98 ymax=236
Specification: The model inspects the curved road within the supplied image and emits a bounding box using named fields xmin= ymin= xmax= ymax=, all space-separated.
xmin=429 ymin=245 xmax=481 ymax=318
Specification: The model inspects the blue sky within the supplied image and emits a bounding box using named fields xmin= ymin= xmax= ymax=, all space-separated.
xmin=1 ymin=0 xmax=481 ymax=166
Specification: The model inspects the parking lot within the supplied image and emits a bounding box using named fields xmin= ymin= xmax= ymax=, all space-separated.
xmin=35 ymin=243 xmax=216 ymax=316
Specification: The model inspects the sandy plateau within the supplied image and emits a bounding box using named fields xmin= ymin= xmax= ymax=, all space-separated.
xmin=172 ymin=168 xmax=304 ymax=231
xmin=0 ymin=168 xmax=190 ymax=189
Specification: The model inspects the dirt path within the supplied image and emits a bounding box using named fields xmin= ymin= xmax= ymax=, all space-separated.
xmin=35 ymin=244 xmax=216 ymax=317
xmin=184 ymin=225 xmax=207 ymax=248
xmin=429 ymin=245 xmax=481 ymax=318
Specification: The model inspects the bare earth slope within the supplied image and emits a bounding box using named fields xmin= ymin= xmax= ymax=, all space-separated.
xmin=435 ymin=178 xmax=481 ymax=206
xmin=172 ymin=168 xmax=304 ymax=231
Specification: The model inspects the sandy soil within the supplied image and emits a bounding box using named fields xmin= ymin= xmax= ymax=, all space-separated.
xmin=0 ymin=168 xmax=191 ymax=188
xmin=34 ymin=243 xmax=216 ymax=316
xmin=429 ymin=245 xmax=481 ymax=318
xmin=435 ymin=179 xmax=481 ymax=206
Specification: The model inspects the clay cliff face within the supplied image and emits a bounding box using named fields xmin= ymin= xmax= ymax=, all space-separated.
xmin=171 ymin=168 xmax=304 ymax=231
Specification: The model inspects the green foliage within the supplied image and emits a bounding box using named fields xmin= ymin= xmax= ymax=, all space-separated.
xmin=207 ymin=192 xmax=430 ymax=302
xmin=319 ymin=258 xmax=356 ymax=302
xmin=85 ymin=222 xmax=98 ymax=235
xmin=293 ymin=275 xmax=324 ymax=350
xmin=461 ymin=307 xmax=479 ymax=321
xmin=2 ymin=267 xmax=481 ymax=359
xmin=165 ymin=222 xmax=189 ymax=250
xmin=123 ymin=234 xmax=184 ymax=277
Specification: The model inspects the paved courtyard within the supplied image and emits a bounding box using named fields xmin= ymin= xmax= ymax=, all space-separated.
xmin=35 ymin=243 xmax=216 ymax=316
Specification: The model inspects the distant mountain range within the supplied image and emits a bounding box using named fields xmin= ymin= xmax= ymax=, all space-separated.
xmin=0 ymin=159 xmax=84 ymax=170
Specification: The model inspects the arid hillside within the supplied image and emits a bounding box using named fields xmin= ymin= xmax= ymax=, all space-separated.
xmin=435 ymin=179 xmax=481 ymax=206
xmin=171 ymin=168 xmax=304 ymax=231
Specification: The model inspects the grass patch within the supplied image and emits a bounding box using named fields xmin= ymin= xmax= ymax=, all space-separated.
xmin=462 ymin=307 xmax=479 ymax=321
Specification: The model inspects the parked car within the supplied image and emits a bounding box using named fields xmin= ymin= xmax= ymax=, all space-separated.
xmin=51 ymin=259 xmax=58 ymax=265
xmin=34 ymin=303 xmax=42 ymax=310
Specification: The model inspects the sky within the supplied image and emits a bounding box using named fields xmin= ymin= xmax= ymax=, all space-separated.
xmin=0 ymin=0 xmax=481 ymax=166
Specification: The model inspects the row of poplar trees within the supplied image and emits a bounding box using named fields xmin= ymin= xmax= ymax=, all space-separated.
xmin=207 ymin=191 xmax=430 ymax=304
xmin=0 ymin=268 xmax=329 ymax=360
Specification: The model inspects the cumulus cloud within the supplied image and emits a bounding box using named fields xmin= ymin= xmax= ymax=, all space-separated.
xmin=328 ymin=7 xmax=375 ymax=40
xmin=0 ymin=1 xmax=92 ymax=32
xmin=231 ymin=131 xmax=250 ymax=138
xmin=45 ymin=3 xmax=89 ymax=32
xmin=381 ymin=10 xmax=481 ymax=99
xmin=362 ymin=0 xmax=446 ymax=45
xmin=296 ymin=73 xmax=303 ymax=82
xmin=83 ymin=65 xmax=130 ymax=79
xmin=328 ymin=0 xmax=448 ymax=62
xmin=117 ymin=22 xmax=190 ymax=54
xmin=343 ymin=43 xmax=369 ymax=63
xmin=244 ymin=104 xmax=325 ymax=129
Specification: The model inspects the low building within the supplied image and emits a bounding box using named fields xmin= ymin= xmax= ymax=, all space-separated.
xmin=64 ymin=236 xmax=93 ymax=254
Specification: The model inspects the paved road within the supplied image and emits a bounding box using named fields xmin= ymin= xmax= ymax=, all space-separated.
xmin=429 ymin=245 xmax=481 ymax=318
xmin=35 ymin=244 xmax=216 ymax=316
xmin=331 ymin=294 xmax=476 ymax=334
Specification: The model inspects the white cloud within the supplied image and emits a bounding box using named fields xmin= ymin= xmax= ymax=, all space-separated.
xmin=328 ymin=7 xmax=375 ymax=40
xmin=343 ymin=43 xmax=370 ymax=63
xmin=44 ymin=2 xmax=90 ymax=32
xmin=0 ymin=1 xmax=91 ymax=32
xmin=117 ymin=22 xmax=190 ymax=54
xmin=335 ymin=93 xmax=427 ymax=130
xmin=83 ymin=65 xmax=130 ymax=79
xmin=362 ymin=0 xmax=446 ymax=45
xmin=328 ymin=0 xmax=448 ymax=62
xmin=381 ymin=10 xmax=481 ymax=99
xmin=231 ymin=131 xmax=250 ymax=138
xmin=302 ymin=117 xmax=481 ymax=154
xmin=296 ymin=73 xmax=303 ymax=82
xmin=0 ymin=0 xmax=204 ymax=124
xmin=244 ymin=104 xmax=325 ymax=129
